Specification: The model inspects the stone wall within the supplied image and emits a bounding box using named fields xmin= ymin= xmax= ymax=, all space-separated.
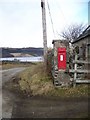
xmin=52 ymin=40 xmax=70 ymax=86
xmin=52 ymin=40 xmax=69 ymax=70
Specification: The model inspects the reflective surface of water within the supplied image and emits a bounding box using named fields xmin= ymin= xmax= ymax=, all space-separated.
xmin=0 ymin=56 xmax=43 ymax=62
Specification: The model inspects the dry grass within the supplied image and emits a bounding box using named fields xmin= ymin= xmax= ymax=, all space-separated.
xmin=18 ymin=63 xmax=54 ymax=96
xmin=18 ymin=63 xmax=89 ymax=97
xmin=2 ymin=61 xmax=36 ymax=69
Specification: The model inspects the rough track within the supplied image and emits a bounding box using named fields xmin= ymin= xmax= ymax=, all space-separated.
xmin=1 ymin=67 xmax=26 ymax=118
xmin=1 ymin=67 xmax=89 ymax=118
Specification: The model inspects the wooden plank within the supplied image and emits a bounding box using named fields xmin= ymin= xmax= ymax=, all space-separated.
xmin=73 ymin=60 xmax=90 ymax=64
xmin=76 ymin=80 xmax=90 ymax=83
xmin=73 ymin=55 xmax=77 ymax=87
xmin=69 ymin=69 xmax=90 ymax=73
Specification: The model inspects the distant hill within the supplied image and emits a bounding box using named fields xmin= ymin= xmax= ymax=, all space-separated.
xmin=0 ymin=47 xmax=44 ymax=58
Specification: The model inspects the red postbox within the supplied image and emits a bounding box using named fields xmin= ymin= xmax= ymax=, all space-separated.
xmin=58 ymin=48 xmax=66 ymax=70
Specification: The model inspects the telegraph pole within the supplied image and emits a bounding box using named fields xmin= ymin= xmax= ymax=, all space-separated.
xmin=41 ymin=0 xmax=47 ymax=68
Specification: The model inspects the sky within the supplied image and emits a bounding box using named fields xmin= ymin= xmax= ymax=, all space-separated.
xmin=0 ymin=0 xmax=89 ymax=48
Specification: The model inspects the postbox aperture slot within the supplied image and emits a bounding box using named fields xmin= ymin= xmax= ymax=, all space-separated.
xmin=60 ymin=55 xmax=63 ymax=61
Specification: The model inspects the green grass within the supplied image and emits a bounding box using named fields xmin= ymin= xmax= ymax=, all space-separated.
xmin=17 ymin=63 xmax=89 ymax=97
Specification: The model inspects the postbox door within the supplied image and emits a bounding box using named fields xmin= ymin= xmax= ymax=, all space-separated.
xmin=58 ymin=48 xmax=66 ymax=70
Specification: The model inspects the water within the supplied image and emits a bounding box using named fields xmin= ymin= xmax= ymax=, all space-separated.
xmin=0 ymin=56 xmax=43 ymax=62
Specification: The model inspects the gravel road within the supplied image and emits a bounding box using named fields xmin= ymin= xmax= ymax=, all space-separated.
xmin=1 ymin=67 xmax=26 ymax=85
xmin=1 ymin=67 xmax=89 ymax=119
xmin=1 ymin=67 xmax=26 ymax=119
xmin=12 ymin=96 xmax=89 ymax=118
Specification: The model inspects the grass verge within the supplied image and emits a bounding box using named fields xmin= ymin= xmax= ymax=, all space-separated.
xmin=1 ymin=61 xmax=36 ymax=69
xmin=12 ymin=63 xmax=89 ymax=97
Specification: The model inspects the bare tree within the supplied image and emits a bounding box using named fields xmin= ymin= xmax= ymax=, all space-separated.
xmin=60 ymin=23 xmax=86 ymax=42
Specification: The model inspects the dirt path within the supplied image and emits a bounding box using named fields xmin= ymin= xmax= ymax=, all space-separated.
xmin=2 ymin=67 xmax=26 ymax=85
xmin=1 ymin=67 xmax=26 ymax=118
xmin=1 ymin=67 xmax=89 ymax=119
xmin=12 ymin=96 xmax=89 ymax=118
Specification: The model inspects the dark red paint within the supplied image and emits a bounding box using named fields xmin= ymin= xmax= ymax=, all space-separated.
xmin=58 ymin=48 xmax=66 ymax=70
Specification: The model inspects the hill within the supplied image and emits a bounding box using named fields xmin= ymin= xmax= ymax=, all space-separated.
xmin=0 ymin=47 xmax=43 ymax=58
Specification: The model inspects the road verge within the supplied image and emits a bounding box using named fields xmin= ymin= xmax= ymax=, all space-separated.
xmin=4 ymin=63 xmax=89 ymax=98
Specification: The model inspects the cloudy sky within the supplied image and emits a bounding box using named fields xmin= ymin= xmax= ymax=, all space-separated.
xmin=0 ymin=0 xmax=89 ymax=48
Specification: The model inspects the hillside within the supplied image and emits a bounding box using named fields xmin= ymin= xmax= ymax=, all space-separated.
xmin=0 ymin=47 xmax=43 ymax=58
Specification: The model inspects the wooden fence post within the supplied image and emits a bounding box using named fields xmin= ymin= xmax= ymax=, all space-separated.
xmin=73 ymin=54 xmax=77 ymax=87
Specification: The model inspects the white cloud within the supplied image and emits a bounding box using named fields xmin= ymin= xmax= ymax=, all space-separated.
xmin=0 ymin=0 xmax=89 ymax=48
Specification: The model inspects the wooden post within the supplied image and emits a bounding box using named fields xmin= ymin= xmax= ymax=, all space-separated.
xmin=41 ymin=0 xmax=47 ymax=69
xmin=73 ymin=54 xmax=77 ymax=87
